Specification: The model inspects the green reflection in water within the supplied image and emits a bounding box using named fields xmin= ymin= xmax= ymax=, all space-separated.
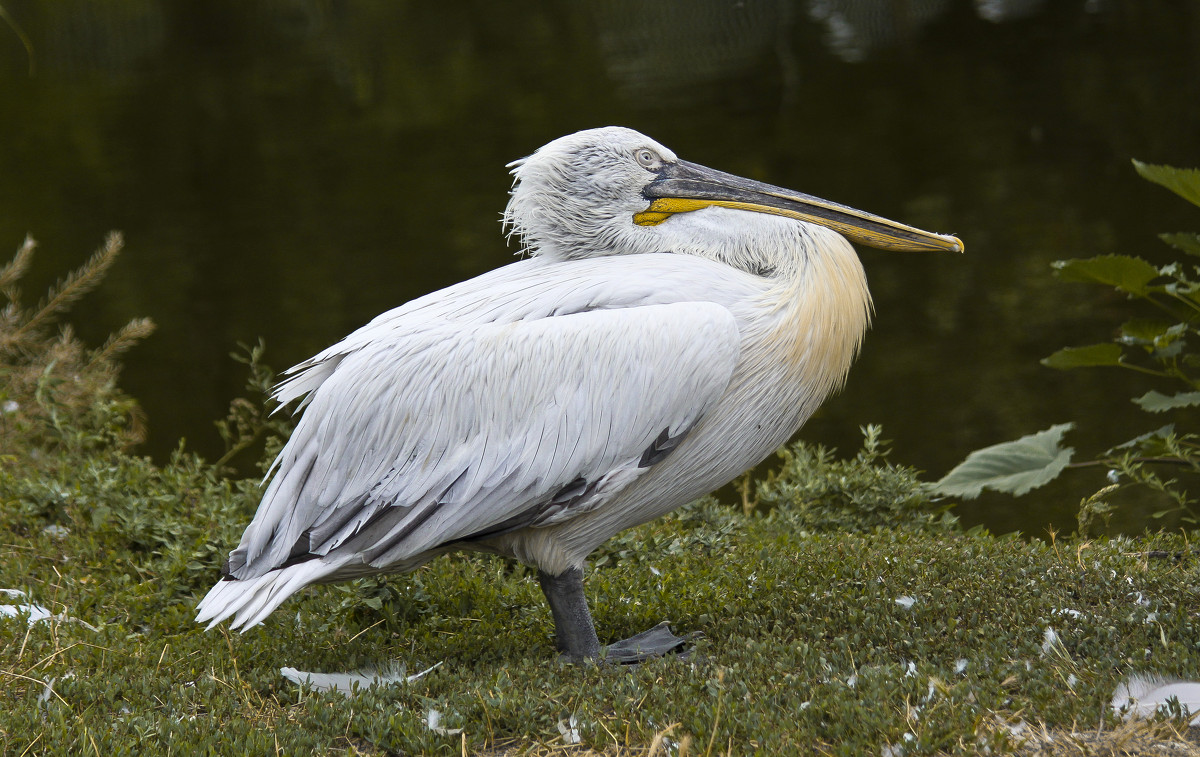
xmin=2 ymin=0 xmax=1198 ymax=534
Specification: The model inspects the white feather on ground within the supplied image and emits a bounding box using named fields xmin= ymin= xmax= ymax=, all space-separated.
xmin=2 ymin=589 xmax=100 ymax=631
xmin=279 ymin=660 xmax=441 ymax=694
xmin=426 ymin=709 xmax=463 ymax=736
xmin=1040 ymin=627 xmax=1064 ymax=656
xmin=0 ymin=588 xmax=51 ymax=624
xmin=38 ymin=672 xmax=74 ymax=708
xmin=1112 ymin=674 xmax=1200 ymax=725
xmin=557 ymin=715 xmax=581 ymax=744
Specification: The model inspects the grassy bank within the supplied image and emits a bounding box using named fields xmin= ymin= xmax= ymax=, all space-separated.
xmin=3 ymin=238 xmax=1200 ymax=755
xmin=3 ymin=470 xmax=1200 ymax=755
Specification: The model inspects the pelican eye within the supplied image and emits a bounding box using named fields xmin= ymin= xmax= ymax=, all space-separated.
xmin=635 ymin=148 xmax=660 ymax=169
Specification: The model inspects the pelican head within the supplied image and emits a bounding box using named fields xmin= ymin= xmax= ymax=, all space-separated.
xmin=504 ymin=126 xmax=963 ymax=270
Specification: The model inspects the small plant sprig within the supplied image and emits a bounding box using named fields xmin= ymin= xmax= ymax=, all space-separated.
xmin=932 ymin=161 xmax=1200 ymax=528
xmin=212 ymin=339 xmax=295 ymax=473
xmin=0 ymin=232 xmax=155 ymax=453
xmin=760 ymin=424 xmax=952 ymax=533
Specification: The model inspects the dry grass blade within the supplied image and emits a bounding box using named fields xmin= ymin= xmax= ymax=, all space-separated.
xmin=1012 ymin=717 xmax=1200 ymax=756
xmin=646 ymin=724 xmax=680 ymax=757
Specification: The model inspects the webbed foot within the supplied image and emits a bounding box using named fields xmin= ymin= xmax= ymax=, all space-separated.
xmin=601 ymin=621 xmax=700 ymax=664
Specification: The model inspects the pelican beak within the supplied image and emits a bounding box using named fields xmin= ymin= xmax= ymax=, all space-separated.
xmin=636 ymin=160 xmax=964 ymax=253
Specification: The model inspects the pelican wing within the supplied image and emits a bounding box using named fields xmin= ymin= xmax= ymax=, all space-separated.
xmin=225 ymin=263 xmax=743 ymax=580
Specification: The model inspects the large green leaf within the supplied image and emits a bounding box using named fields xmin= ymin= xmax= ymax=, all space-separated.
xmin=1051 ymin=255 xmax=1161 ymax=296
xmin=1132 ymin=390 xmax=1200 ymax=413
xmin=1134 ymin=160 xmax=1200 ymax=208
xmin=930 ymin=424 xmax=1075 ymax=499
xmin=1160 ymin=232 xmax=1200 ymax=257
xmin=1041 ymin=343 xmax=1124 ymax=369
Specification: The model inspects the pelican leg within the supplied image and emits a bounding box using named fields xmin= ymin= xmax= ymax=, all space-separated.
xmin=537 ymin=568 xmax=692 ymax=664
xmin=537 ymin=567 xmax=602 ymax=660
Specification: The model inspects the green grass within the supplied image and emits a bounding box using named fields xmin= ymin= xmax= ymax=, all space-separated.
xmin=4 ymin=438 xmax=1200 ymax=755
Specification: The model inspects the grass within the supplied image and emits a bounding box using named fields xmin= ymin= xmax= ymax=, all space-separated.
xmin=4 ymin=490 xmax=1200 ymax=755
xmin=3 ymin=236 xmax=1200 ymax=755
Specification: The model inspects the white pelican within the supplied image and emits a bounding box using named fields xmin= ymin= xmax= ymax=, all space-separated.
xmin=196 ymin=127 xmax=962 ymax=662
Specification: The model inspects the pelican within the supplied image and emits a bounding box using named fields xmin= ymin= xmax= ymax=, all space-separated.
xmin=196 ymin=127 xmax=962 ymax=662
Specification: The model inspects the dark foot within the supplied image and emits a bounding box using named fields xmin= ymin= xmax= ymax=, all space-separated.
xmin=537 ymin=568 xmax=699 ymax=664
xmin=602 ymin=621 xmax=700 ymax=664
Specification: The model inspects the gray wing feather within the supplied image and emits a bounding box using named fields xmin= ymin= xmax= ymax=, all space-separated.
xmin=227 ymin=259 xmax=747 ymax=579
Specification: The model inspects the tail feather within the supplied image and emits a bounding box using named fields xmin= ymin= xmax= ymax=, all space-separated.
xmin=195 ymin=560 xmax=341 ymax=631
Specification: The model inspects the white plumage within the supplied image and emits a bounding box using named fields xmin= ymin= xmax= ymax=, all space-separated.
xmin=196 ymin=127 xmax=960 ymax=661
xmin=1112 ymin=674 xmax=1200 ymax=725
xmin=279 ymin=661 xmax=441 ymax=694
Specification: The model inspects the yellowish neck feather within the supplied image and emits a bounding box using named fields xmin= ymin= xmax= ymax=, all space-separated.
xmin=772 ymin=240 xmax=873 ymax=397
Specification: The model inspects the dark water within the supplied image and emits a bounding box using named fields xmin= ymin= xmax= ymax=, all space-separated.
xmin=2 ymin=1 xmax=1198 ymax=534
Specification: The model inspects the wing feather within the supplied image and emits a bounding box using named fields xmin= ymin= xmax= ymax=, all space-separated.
xmin=226 ymin=257 xmax=750 ymax=579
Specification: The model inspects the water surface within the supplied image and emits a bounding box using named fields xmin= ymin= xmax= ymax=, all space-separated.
xmin=2 ymin=0 xmax=1198 ymax=533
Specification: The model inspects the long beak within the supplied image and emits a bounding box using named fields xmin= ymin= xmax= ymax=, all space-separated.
xmin=635 ymin=160 xmax=964 ymax=254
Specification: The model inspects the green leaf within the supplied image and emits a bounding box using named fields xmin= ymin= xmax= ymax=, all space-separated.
xmin=1041 ymin=343 xmax=1124 ymax=369
xmin=91 ymin=504 xmax=111 ymax=528
xmin=929 ymin=424 xmax=1075 ymax=499
xmin=1160 ymin=232 xmax=1200 ymax=256
xmin=1132 ymin=390 xmax=1200 ymax=413
xmin=1051 ymin=255 xmax=1161 ymax=296
xmin=1109 ymin=423 xmax=1175 ymax=452
xmin=1133 ymin=160 xmax=1200 ymax=208
xmin=1118 ymin=318 xmax=1175 ymax=345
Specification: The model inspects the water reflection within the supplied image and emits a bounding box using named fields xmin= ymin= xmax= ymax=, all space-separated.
xmin=806 ymin=0 xmax=955 ymax=63
xmin=1 ymin=0 xmax=1198 ymax=535
xmin=590 ymin=1 xmax=789 ymax=102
